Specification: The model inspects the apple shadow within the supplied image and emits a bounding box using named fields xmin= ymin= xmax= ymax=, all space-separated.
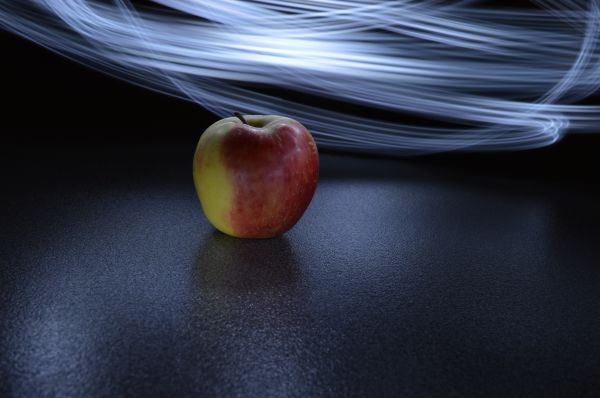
xmin=193 ymin=230 xmax=303 ymax=293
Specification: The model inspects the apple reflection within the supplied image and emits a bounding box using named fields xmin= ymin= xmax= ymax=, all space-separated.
xmin=191 ymin=232 xmax=319 ymax=396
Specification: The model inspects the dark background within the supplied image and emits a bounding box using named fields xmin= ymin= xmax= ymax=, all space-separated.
xmin=1 ymin=29 xmax=209 ymax=135
xmin=2 ymin=3 xmax=600 ymax=396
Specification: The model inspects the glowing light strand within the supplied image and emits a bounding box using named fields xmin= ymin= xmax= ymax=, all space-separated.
xmin=2 ymin=0 xmax=600 ymax=153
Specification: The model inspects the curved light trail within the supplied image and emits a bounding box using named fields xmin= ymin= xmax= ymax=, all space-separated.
xmin=2 ymin=0 xmax=600 ymax=153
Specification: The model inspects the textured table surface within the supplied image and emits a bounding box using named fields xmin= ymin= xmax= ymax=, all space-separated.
xmin=1 ymin=141 xmax=599 ymax=397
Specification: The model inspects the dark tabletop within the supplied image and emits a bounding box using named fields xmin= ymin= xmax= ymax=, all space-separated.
xmin=1 ymin=138 xmax=599 ymax=397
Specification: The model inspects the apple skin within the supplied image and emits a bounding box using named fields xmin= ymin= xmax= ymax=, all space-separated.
xmin=193 ymin=114 xmax=319 ymax=238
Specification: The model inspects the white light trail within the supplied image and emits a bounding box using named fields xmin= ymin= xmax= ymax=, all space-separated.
xmin=2 ymin=0 xmax=600 ymax=153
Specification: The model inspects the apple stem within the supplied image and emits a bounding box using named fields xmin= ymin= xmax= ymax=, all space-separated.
xmin=234 ymin=112 xmax=248 ymax=125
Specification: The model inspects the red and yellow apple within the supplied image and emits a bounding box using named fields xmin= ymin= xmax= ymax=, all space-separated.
xmin=193 ymin=113 xmax=319 ymax=238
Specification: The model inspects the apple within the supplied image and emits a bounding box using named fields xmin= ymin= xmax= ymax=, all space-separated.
xmin=193 ymin=113 xmax=319 ymax=238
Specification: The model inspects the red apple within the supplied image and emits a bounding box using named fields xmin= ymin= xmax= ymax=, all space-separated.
xmin=193 ymin=113 xmax=319 ymax=238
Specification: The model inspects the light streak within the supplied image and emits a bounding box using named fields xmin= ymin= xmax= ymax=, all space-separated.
xmin=2 ymin=0 xmax=600 ymax=153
